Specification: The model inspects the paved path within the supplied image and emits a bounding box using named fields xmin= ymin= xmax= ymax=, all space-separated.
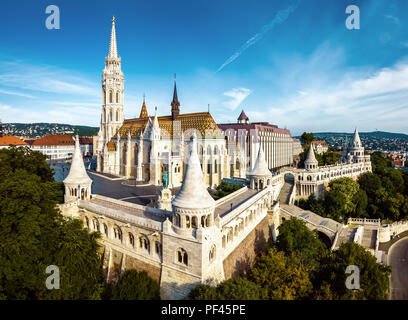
xmin=388 ymin=237 xmax=408 ymax=300
xmin=215 ymin=189 xmax=257 ymax=218
xmin=88 ymin=171 xmax=175 ymax=206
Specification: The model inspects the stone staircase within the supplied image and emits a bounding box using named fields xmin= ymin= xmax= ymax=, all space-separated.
xmin=362 ymin=228 xmax=377 ymax=250
xmin=333 ymin=227 xmax=357 ymax=249
xmin=278 ymin=181 xmax=294 ymax=204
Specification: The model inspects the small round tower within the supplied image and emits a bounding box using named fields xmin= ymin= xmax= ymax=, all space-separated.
xmin=249 ymin=143 xmax=272 ymax=190
xmin=63 ymin=135 xmax=92 ymax=202
xmin=171 ymin=133 xmax=215 ymax=234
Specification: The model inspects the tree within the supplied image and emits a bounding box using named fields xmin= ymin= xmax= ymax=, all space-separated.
xmin=301 ymin=132 xmax=314 ymax=146
xmin=187 ymin=284 xmax=219 ymax=300
xmin=325 ymin=177 xmax=360 ymax=222
xmin=276 ymin=219 xmax=326 ymax=268
xmin=322 ymin=150 xmax=341 ymax=166
xmin=0 ymin=147 xmax=105 ymax=300
xmin=249 ymin=247 xmax=313 ymax=300
xmin=313 ymin=242 xmax=391 ymax=300
xmin=111 ymin=270 xmax=160 ymax=300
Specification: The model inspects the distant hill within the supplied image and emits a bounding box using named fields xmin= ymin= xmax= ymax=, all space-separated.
xmin=2 ymin=122 xmax=99 ymax=138
xmin=295 ymin=131 xmax=408 ymax=140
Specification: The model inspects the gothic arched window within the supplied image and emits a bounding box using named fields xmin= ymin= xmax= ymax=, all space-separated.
xmin=176 ymin=248 xmax=188 ymax=266
xmin=116 ymin=91 xmax=119 ymax=103
xmin=109 ymin=91 xmax=113 ymax=103
xmin=129 ymin=233 xmax=135 ymax=248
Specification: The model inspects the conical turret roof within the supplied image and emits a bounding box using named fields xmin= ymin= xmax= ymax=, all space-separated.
xmin=108 ymin=17 xmax=118 ymax=58
xmin=64 ymin=135 xmax=92 ymax=185
xmin=172 ymin=134 xmax=215 ymax=210
xmin=250 ymin=144 xmax=271 ymax=176
xmin=238 ymin=110 xmax=249 ymax=121
xmin=305 ymin=144 xmax=318 ymax=165
xmin=351 ymin=127 xmax=362 ymax=148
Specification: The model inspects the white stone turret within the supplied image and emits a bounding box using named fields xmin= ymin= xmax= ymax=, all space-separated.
xmin=342 ymin=127 xmax=367 ymax=164
xmin=172 ymin=133 xmax=215 ymax=232
xmin=304 ymin=144 xmax=318 ymax=170
xmin=64 ymin=135 xmax=92 ymax=202
xmin=249 ymin=143 xmax=272 ymax=190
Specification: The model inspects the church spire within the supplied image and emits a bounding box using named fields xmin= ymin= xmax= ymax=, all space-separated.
xmin=171 ymin=74 xmax=180 ymax=120
xmin=108 ymin=16 xmax=118 ymax=58
xmin=139 ymin=94 xmax=148 ymax=118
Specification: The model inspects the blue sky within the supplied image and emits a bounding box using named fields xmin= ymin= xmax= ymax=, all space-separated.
xmin=1 ymin=0 xmax=408 ymax=135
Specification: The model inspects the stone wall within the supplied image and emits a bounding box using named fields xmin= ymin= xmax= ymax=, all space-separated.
xmin=125 ymin=254 xmax=161 ymax=283
xmin=222 ymin=216 xmax=271 ymax=279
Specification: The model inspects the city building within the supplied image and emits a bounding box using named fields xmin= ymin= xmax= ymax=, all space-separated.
xmin=295 ymin=128 xmax=372 ymax=198
xmin=31 ymin=134 xmax=75 ymax=160
xmin=311 ymin=140 xmax=329 ymax=154
xmin=218 ymin=111 xmax=297 ymax=172
xmin=79 ymin=137 xmax=94 ymax=157
xmin=0 ymin=136 xmax=27 ymax=149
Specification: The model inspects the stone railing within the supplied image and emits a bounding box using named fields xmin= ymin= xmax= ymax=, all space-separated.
xmin=78 ymin=198 xmax=164 ymax=232
xmin=280 ymin=206 xmax=341 ymax=236
xmin=215 ymin=186 xmax=248 ymax=207
xmin=347 ymin=217 xmax=380 ymax=226
xmin=379 ymin=220 xmax=408 ymax=243
xmin=220 ymin=187 xmax=271 ymax=227
xmin=92 ymin=194 xmax=168 ymax=217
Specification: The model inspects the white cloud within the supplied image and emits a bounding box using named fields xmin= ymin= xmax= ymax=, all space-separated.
xmin=255 ymin=59 xmax=408 ymax=134
xmin=222 ymin=87 xmax=252 ymax=110
xmin=0 ymin=60 xmax=98 ymax=97
xmin=0 ymin=88 xmax=37 ymax=99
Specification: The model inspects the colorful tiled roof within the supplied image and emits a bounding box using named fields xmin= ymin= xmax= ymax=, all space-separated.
xmin=107 ymin=140 xmax=116 ymax=151
xmin=117 ymin=112 xmax=224 ymax=139
xmin=0 ymin=136 xmax=27 ymax=146
xmin=32 ymin=134 xmax=74 ymax=146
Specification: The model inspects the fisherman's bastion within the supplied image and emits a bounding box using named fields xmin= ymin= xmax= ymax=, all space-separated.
xmin=59 ymin=18 xmax=407 ymax=300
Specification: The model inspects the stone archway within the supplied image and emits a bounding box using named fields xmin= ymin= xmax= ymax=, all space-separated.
xmin=317 ymin=231 xmax=332 ymax=249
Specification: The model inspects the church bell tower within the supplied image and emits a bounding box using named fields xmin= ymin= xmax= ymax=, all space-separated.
xmin=101 ymin=17 xmax=124 ymax=146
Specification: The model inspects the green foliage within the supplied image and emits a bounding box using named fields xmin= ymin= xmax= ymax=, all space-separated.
xmin=371 ymin=151 xmax=392 ymax=174
xmin=325 ymin=177 xmax=359 ymax=222
xmin=110 ymin=270 xmax=160 ymax=300
xmin=313 ymin=242 xmax=391 ymax=300
xmin=298 ymin=146 xmax=340 ymax=168
xmin=301 ymin=132 xmax=315 ymax=146
xmin=212 ymin=181 xmax=242 ymax=200
xmin=276 ymin=219 xmax=327 ymax=268
xmin=0 ymin=146 xmax=104 ymax=300
xmin=250 ymin=247 xmax=313 ymax=300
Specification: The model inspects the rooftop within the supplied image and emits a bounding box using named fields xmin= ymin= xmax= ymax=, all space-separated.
xmin=32 ymin=134 xmax=74 ymax=146
xmin=0 ymin=135 xmax=27 ymax=146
